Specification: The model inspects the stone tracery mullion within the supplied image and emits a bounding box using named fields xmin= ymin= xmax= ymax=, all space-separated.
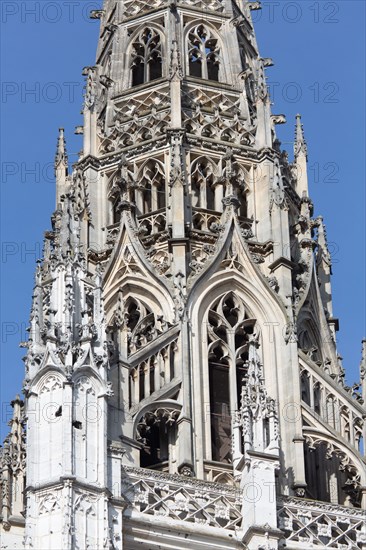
xmin=188 ymin=25 xmax=221 ymax=81
xmin=131 ymin=28 xmax=162 ymax=86
xmin=207 ymin=293 xmax=257 ymax=463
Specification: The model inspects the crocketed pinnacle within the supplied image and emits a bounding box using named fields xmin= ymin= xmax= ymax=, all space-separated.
xmin=294 ymin=113 xmax=308 ymax=159
xmin=55 ymin=127 xmax=68 ymax=174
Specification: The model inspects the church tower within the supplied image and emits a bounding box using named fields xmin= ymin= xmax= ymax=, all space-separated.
xmin=1 ymin=1 xmax=365 ymax=549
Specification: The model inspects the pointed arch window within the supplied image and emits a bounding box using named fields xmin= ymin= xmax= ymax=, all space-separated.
xmin=135 ymin=160 xmax=166 ymax=215
xmin=207 ymin=293 xmax=256 ymax=463
xmin=188 ymin=25 xmax=221 ymax=81
xmin=131 ymin=28 xmax=163 ymax=86
xmin=191 ymin=159 xmax=216 ymax=210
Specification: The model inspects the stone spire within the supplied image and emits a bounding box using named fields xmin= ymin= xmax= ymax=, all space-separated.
xmin=2 ymin=1 xmax=365 ymax=548
xmin=294 ymin=114 xmax=309 ymax=197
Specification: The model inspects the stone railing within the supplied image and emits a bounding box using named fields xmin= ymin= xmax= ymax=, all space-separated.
xmin=277 ymin=496 xmax=366 ymax=549
xmin=121 ymin=467 xmax=242 ymax=531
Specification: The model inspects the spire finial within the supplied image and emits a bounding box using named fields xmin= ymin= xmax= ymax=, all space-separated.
xmin=294 ymin=114 xmax=308 ymax=160
xmin=55 ymin=128 xmax=69 ymax=207
xmin=55 ymin=127 xmax=68 ymax=172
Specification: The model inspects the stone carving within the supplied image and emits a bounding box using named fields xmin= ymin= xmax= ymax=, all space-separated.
xmin=74 ymin=493 xmax=97 ymax=515
xmin=39 ymin=493 xmax=61 ymax=515
xmin=75 ymin=376 xmax=96 ymax=395
xmin=278 ymin=496 xmax=366 ymax=548
xmin=40 ymin=375 xmax=63 ymax=394
xmin=122 ymin=0 xmax=165 ymax=18
xmin=136 ymin=407 xmax=181 ymax=444
xmin=122 ymin=468 xmax=242 ymax=531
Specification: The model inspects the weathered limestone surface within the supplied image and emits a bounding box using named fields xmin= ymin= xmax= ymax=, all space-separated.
xmin=1 ymin=1 xmax=365 ymax=548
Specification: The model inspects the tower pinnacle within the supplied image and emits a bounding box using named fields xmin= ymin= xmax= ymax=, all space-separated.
xmin=55 ymin=127 xmax=69 ymax=206
xmin=294 ymin=113 xmax=308 ymax=159
xmin=294 ymin=114 xmax=309 ymax=197
xmin=1 ymin=2 xmax=365 ymax=549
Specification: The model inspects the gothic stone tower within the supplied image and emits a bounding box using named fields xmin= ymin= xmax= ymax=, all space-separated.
xmin=1 ymin=0 xmax=366 ymax=549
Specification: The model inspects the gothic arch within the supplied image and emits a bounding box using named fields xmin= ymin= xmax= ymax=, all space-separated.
xmin=190 ymin=156 xmax=219 ymax=210
xmin=188 ymin=223 xmax=290 ymax=327
xmin=102 ymin=215 xmax=175 ymax=319
xmin=204 ymin=291 xmax=258 ymax=463
xmin=189 ymin=260 xmax=291 ymax=471
xmin=135 ymin=158 xmax=166 ymax=214
xmin=127 ymin=24 xmax=166 ymax=87
xmin=33 ymin=368 xmax=66 ymax=395
xmin=297 ymin=314 xmax=323 ymax=364
xmin=133 ymin=400 xmax=182 ymax=469
xmin=303 ymin=428 xmax=365 ymax=507
xmin=30 ymin=371 xmax=66 ymax=483
xmin=105 ymin=280 xmax=174 ymax=326
xmin=184 ymin=21 xmax=226 ymax=82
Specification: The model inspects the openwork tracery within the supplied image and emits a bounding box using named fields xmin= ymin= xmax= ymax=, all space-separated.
xmin=304 ymin=433 xmax=362 ymax=507
xmin=123 ymin=298 xmax=171 ymax=355
xmin=191 ymin=158 xmax=217 ymax=210
xmin=131 ymin=28 xmax=163 ymax=86
xmin=136 ymin=406 xmax=181 ymax=468
xmin=207 ymin=292 xmax=256 ymax=463
xmin=135 ymin=159 xmax=166 ymax=215
xmin=188 ymin=25 xmax=221 ymax=81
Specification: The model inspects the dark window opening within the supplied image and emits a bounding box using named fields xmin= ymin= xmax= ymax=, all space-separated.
xmin=149 ymin=56 xmax=162 ymax=81
xmin=113 ymin=200 xmax=121 ymax=224
xmin=131 ymin=28 xmax=162 ymax=87
xmin=301 ymin=373 xmax=311 ymax=405
xmin=132 ymin=60 xmax=145 ymax=87
xmin=188 ymin=25 xmax=220 ymax=81
xmin=239 ymin=194 xmax=248 ymax=218
xmin=210 ymin=364 xmax=231 ymax=463
xmin=189 ymin=56 xmax=202 ymax=78
xmin=140 ymin=422 xmax=172 ymax=468
xmin=263 ymin=418 xmax=270 ymax=449
xmin=207 ymin=57 xmax=219 ymax=81
xmin=314 ymin=384 xmax=321 ymax=414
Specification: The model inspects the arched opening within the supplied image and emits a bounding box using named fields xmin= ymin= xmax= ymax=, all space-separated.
xmin=136 ymin=160 xmax=166 ymax=215
xmin=188 ymin=25 xmax=221 ymax=81
xmin=304 ymin=440 xmax=362 ymax=507
xmin=207 ymin=292 xmax=256 ymax=464
xmin=191 ymin=159 xmax=217 ymax=210
xmin=131 ymin=28 xmax=163 ymax=87
xmin=238 ymin=190 xmax=248 ymax=218
xmin=137 ymin=408 xmax=179 ymax=470
xmin=300 ymin=371 xmax=311 ymax=405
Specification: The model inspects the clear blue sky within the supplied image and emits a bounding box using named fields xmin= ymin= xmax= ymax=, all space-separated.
xmin=0 ymin=1 xmax=365 ymax=440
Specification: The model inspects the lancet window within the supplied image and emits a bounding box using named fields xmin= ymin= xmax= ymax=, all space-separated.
xmin=188 ymin=25 xmax=221 ymax=81
xmin=131 ymin=28 xmax=163 ymax=86
xmin=191 ymin=158 xmax=216 ymax=210
xmin=135 ymin=160 xmax=166 ymax=216
xmin=206 ymin=293 xmax=256 ymax=463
